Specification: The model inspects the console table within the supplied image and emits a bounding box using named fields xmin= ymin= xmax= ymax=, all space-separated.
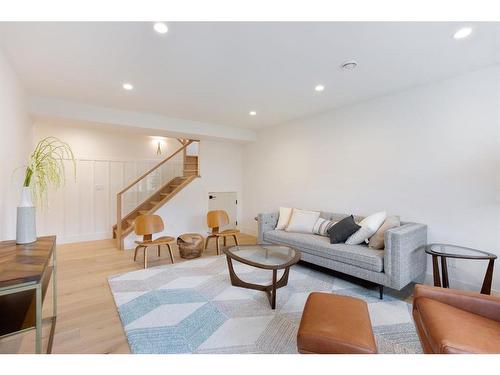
xmin=0 ymin=236 xmax=57 ymax=353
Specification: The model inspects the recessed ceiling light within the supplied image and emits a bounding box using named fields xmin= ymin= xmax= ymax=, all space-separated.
xmin=453 ymin=27 xmax=472 ymax=40
xmin=315 ymin=84 xmax=325 ymax=92
xmin=153 ymin=22 xmax=168 ymax=34
xmin=341 ymin=60 xmax=358 ymax=71
xmin=122 ymin=83 xmax=133 ymax=91
xmin=249 ymin=111 xmax=257 ymax=116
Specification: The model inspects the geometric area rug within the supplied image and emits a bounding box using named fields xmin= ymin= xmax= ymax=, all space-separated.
xmin=107 ymin=255 xmax=423 ymax=354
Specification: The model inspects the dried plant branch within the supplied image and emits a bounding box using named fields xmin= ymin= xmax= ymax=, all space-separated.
xmin=23 ymin=136 xmax=76 ymax=205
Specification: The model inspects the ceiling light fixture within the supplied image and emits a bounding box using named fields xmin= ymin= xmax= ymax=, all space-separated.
xmin=453 ymin=27 xmax=472 ymax=40
xmin=154 ymin=22 xmax=169 ymax=34
xmin=249 ymin=111 xmax=257 ymax=116
xmin=315 ymin=84 xmax=325 ymax=92
xmin=341 ymin=60 xmax=358 ymax=70
xmin=122 ymin=83 xmax=133 ymax=91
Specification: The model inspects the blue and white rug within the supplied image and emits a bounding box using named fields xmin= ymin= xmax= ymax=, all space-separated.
xmin=108 ymin=256 xmax=422 ymax=354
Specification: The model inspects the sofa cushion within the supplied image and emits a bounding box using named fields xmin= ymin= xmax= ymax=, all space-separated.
xmin=263 ymin=230 xmax=384 ymax=272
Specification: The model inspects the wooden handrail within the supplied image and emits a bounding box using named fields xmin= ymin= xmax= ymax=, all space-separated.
xmin=116 ymin=139 xmax=196 ymax=250
xmin=117 ymin=140 xmax=193 ymax=196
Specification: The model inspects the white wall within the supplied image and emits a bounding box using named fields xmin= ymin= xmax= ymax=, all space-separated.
xmin=242 ymin=66 xmax=500 ymax=292
xmin=0 ymin=48 xmax=33 ymax=241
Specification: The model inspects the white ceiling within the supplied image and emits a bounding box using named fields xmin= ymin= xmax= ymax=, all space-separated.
xmin=1 ymin=22 xmax=499 ymax=129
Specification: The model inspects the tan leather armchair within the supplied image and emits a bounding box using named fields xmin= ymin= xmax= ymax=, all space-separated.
xmin=412 ymin=284 xmax=500 ymax=353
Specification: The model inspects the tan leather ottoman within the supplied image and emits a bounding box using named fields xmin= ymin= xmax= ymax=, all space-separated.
xmin=297 ymin=292 xmax=377 ymax=354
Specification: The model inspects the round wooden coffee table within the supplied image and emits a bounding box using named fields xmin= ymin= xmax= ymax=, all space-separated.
xmin=223 ymin=244 xmax=300 ymax=309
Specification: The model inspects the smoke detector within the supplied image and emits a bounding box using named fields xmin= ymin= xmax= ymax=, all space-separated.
xmin=341 ymin=60 xmax=358 ymax=71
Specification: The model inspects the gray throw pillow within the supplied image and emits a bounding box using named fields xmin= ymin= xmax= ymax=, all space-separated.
xmin=368 ymin=216 xmax=400 ymax=250
xmin=327 ymin=215 xmax=360 ymax=244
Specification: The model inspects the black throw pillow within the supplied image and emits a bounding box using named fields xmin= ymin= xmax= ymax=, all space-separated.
xmin=327 ymin=215 xmax=361 ymax=244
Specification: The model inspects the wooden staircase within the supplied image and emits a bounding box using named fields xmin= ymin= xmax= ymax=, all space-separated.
xmin=114 ymin=140 xmax=199 ymax=249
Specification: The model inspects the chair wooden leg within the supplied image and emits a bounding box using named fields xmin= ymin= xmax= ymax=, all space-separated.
xmin=205 ymin=236 xmax=211 ymax=250
xmin=223 ymin=236 xmax=227 ymax=246
xmin=144 ymin=247 xmax=149 ymax=269
xmin=233 ymin=234 xmax=239 ymax=245
xmin=216 ymin=236 xmax=221 ymax=255
xmin=167 ymin=243 xmax=175 ymax=264
xmin=134 ymin=246 xmax=140 ymax=261
xmin=158 ymin=245 xmax=161 ymax=257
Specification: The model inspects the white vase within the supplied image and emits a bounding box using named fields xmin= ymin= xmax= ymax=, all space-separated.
xmin=19 ymin=186 xmax=34 ymax=207
xmin=16 ymin=186 xmax=37 ymax=244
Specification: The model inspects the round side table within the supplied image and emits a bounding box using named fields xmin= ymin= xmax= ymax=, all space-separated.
xmin=425 ymin=243 xmax=497 ymax=295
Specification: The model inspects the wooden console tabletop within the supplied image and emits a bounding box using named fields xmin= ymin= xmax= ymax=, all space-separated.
xmin=0 ymin=236 xmax=57 ymax=353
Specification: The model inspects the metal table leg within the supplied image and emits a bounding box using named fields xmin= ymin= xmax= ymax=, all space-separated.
xmin=35 ymin=283 xmax=42 ymax=354
xmin=47 ymin=249 xmax=57 ymax=354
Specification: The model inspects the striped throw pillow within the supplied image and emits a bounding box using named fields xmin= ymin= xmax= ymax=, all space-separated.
xmin=313 ymin=218 xmax=337 ymax=237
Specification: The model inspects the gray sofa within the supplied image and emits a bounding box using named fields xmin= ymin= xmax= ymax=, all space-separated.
xmin=257 ymin=212 xmax=427 ymax=299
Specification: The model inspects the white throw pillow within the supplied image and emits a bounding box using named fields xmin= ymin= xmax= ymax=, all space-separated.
xmin=285 ymin=209 xmax=320 ymax=234
xmin=275 ymin=207 xmax=293 ymax=230
xmin=345 ymin=211 xmax=387 ymax=245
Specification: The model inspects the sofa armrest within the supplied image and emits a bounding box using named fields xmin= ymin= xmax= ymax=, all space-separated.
xmin=257 ymin=212 xmax=279 ymax=244
xmin=413 ymin=284 xmax=500 ymax=322
xmin=384 ymin=223 xmax=427 ymax=289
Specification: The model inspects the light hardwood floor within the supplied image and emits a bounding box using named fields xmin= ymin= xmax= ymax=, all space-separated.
xmin=0 ymin=233 xmax=257 ymax=354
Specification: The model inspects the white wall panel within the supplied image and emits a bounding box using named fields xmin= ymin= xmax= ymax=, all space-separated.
xmin=78 ymin=161 xmax=94 ymax=236
xmin=63 ymin=160 xmax=79 ymax=238
xmin=93 ymin=161 xmax=110 ymax=233
xmin=109 ymin=161 xmax=124 ymax=230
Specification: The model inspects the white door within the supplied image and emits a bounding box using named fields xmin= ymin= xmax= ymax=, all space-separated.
xmin=208 ymin=192 xmax=238 ymax=229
